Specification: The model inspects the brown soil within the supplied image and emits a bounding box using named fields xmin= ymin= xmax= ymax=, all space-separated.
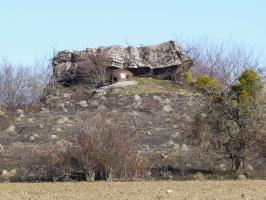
xmin=0 ymin=181 xmax=265 ymax=200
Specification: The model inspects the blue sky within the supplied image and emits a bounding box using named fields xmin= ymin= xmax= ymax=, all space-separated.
xmin=0 ymin=0 xmax=265 ymax=65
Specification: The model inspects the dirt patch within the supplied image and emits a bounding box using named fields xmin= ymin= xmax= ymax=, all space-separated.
xmin=0 ymin=181 xmax=265 ymax=200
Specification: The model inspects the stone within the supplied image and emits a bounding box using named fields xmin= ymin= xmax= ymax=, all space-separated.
xmin=57 ymin=117 xmax=69 ymax=124
xmin=168 ymin=140 xmax=174 ymax=147
xmin=0 ymin=110 xmax=6 ymax=118
xmin=219 ymin=163 xmax=227 ymax=171
xmin=6 ymin=125 xmax=15 ymax=133
xmin=16 ymin=117 xmax=22 ymax=122
xmin=56 ymin=127 xmax=62 ymax=132
xmin=52 ymin=41 xmax=191 ymax=83
xmin=16 ymin=109 xmax=24 ymax=114
xmin=152 ymin=95 xmax=162 ymax=103
xmin=98 ymin=105 xmax=107 ymax=111
xmin=163 ymin=98 xmax=171 ymax=105
xmin=133 ymin=95 xmax=142 ymax=102
xmin=90 ymin=100 xmax=99 ymax=106
xmin=172 ymin=124 xmax=178 ymax=129
xmin=63 ymin=93 xmax=71 ymax=98
xmin=2 ymin=170 xmax=10 ymax=177
xmin=238 ymin=174 xmax=247 ymax=180
xmin=166 ymin=189 xmax=173 ymax=194
xmin=78 ymin=100 xmax=88 ymax=108
xmin=33 ymin=133 xmax=39 ymax=138
xmin=0 ymin=144 xmax=4 ymax=153
xmin=50 ymin=134 xmax=58 ymax=140
xmin=29 ymin=136 xmax=35 ymax=141
xmin=28 ymin=118 xmax=34 ymax=123
xmin=181 ymin=144 xmax=189 ymax=151
xmin=10 ymin=169 xmax=16 ymax=176
xmin=247 ymin=164 xmax=254 ymax=171
xmin=162 ymin=105 xmax=173 ymax=113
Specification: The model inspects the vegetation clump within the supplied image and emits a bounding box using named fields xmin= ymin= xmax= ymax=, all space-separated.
xmin=195 ymin=69 xmax=264 ymax=172
xmin=196 ymin=75 xmax=223 ymax=95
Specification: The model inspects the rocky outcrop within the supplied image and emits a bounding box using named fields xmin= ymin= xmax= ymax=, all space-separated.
xmin=52 ymin=41 xmax=191 ymax=83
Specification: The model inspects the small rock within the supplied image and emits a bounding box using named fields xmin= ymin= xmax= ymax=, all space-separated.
xmin=16 ymin=109 xmax=24 ymax=114
xmin=50 ymin=134 xmax=58 ymax=140
xmin=98 ymin=105 xmax=107 ymax=111
xmin=29 ymin=136 xmax=35 ymax=141
xmin=181 ymin=144 xmax=189 ymax=151
xmin=163 ymin=98 xmax=171 ymax=104
xmin=148 ymin=121 xmax=153 ymax=125
xmin=172 ymin=124 xmax=178 ymax=129
xmin=10 ymin=169 xmax=16 ymax=176
xmin=160 ymin=154 xmax=168 ymax=159
xmin=66 ymin=123 xmax=73 ymax=127
xmin=2 ymin=170 xmax=10 ymax=177
xmin=146 ymin=131 xmax=152 ymax=136
xmin=171 ymin=132 xmax=180 ymax=138
xmin=56 ymin=127 xmax=62 ymax=132
xmin=238 ymin=174 xmax=247 ymax=180
xmin=90 ymin=100 xmax=99 ymax=107
xmin=28 ymin=118 xmax=34 ymax=123
xmin=0 ymin=110 xmax=6 ymax=118
xmin=20 ymin=113 xmax=26 ymax=118
xmin=39 ymin=124 xmax=44 ymax=129
xmin=152 ymin=95 xmax=162 ymax=103
xmin=168 ymin=140 xmax=174 ymax=147
xmin=33 ymin=133 xmax=39 ymax=138
xmin=133 ymin=95 xmax=142 ymax=102
xmin=173 ymin=144 xmax=180 ymax=150
xmin=6 ymin=125 xmax=15 ymax=133
xmin=0 ymin=144 xmax=4 ymax=153
xmin=247 ymin=164 xmax=254 ymax=171
xmin=166 ymin=189 xmax=173 ymax=194
xmin=63 ymin=93 xmax=71 ymax=98
xmin=219 ymin=163 xmax=227 ymax=171
xmin=78 ymin=100 xmax=88 ymax=108
xmin=162 ymin=105 xmax=172 ymax=113
xmin=57 ymin=117 xmax=69 ymax=124
xmin=16 ymin=117 xmax=22 ymax=122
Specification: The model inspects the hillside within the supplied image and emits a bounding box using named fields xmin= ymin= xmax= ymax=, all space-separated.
xmin=0 ymin=77 xmax=214 ymax=180
xmin=0 ymin=41 xmax=265 ymax=182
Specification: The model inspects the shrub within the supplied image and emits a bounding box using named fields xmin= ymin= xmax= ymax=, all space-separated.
xmin=196 ymin=75 xmax=223 ymax=95
xmin=198 ymin=69 xmax=264 ymax=172
xmin=0 ymin=60 xmax=51 ymax=111
xmin=232 ymin=69 xmax=263 ymax=107
xmin=184 ymin=71 xmax=193 ymax=84
xmin=54 ymin=113 xmax=145 ymax=181
xmin=76 ymin=114 xmax=144 ymax=181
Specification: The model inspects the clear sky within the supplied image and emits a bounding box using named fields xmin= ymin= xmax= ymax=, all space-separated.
xmin=0 ymin=0 xmax=265 ymax=65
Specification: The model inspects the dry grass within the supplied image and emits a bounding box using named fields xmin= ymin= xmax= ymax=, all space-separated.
xmin=0 ymin=181 xmax=265 ymax=200
xmin=112 ymin=77 xmax=200 ymax=96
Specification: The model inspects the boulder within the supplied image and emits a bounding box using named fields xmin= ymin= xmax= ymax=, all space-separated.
xmin=52 ymin=41 xmax=191 ymax=83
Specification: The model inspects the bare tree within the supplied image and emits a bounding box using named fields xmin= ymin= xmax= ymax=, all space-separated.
xmin=178 ymin=37 xmax=265 ymax=88
xmin=76 ymin=113 xmax=142 ymax=181
xmin=0 ymin=57 xmax=52 ymax=110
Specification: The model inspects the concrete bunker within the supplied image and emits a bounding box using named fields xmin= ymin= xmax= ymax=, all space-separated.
xmin=111 ymin=69 xmax=133 ymax=83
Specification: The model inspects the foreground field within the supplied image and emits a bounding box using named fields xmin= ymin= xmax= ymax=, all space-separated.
xmin=0 ymin=181 xmax=265 ymax=200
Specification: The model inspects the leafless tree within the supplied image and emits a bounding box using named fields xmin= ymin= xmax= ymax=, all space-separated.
xmin=178 ymin=37 xmax=265 ymax=88
xmin=75 ymin=113 xmax=142 ymax=181
xmin=0 ymin=57 xmax=52 ymax=110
